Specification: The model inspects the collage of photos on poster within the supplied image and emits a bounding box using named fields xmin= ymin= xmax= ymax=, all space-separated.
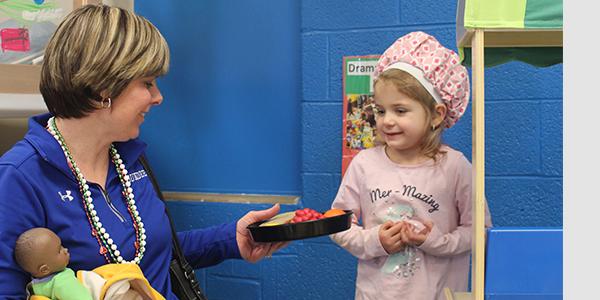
xmin=345 ymin=94 xmax=376 ymax=151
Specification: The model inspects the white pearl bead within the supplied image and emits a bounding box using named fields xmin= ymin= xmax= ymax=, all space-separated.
xmin=49 ymin=138 xmax=147 ymax=265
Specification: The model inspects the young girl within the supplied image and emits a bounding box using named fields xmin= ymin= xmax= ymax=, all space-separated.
xmin=330 ymin=31 xmax=492 ymax=300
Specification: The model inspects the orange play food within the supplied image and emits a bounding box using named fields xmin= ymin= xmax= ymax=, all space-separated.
xmin=323 ymin=208 xmax=345 ymax=218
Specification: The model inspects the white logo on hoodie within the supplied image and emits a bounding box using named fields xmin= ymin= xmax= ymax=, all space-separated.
xmin=58 ymin=190 xmax=74 ymax=202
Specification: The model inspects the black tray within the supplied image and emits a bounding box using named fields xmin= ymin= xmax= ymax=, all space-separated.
xmin=247 ymin=210 xmax=353 ymax=242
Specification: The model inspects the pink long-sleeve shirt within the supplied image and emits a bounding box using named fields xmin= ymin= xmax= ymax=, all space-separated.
xmin=330 ymin=145 xmax=492 ymax=300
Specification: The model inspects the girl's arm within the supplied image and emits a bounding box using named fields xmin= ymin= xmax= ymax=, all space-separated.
xmin=330 ymin=218 xmax=389 ymax=260
xmin=329 ymin=156 xmax=389 ymax=260
xmin=417 ymin=158 xmax=492 ymax=257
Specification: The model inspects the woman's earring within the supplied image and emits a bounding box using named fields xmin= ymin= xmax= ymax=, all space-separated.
xmin=431 ymin=124 xmax=436 ymax=131
xmin=101 ymin=97 xmax=112 ymax=109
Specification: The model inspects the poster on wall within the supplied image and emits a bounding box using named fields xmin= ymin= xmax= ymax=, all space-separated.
xmin=0 ymin=0 xmax=74 ymax=65
xmin=341 ymin=55 xmax=380 ymax=176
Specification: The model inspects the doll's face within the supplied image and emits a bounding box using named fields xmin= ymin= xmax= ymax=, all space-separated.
xmin=28 ymin=229 xmax=70 ymax=277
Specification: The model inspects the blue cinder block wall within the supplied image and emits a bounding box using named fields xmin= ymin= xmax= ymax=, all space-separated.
xmin=137 ymin=0 xmax=562 ymax=299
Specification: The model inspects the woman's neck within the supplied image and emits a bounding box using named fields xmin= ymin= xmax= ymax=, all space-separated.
xmin=53 ymin=116 xmax=112 ymax=187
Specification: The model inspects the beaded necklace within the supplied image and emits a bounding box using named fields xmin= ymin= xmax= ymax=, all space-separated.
xmin=47 ymin=116 xmax=146 ymax=264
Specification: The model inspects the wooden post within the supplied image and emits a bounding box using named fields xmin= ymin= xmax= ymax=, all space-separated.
xmin=471 ymin=29 xmax=486 ymax=300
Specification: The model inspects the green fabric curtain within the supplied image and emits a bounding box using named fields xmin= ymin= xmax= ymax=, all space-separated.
xmin=458 ymin=0 xmax=563 ymax=67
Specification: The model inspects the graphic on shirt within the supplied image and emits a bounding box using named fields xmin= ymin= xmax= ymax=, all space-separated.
xmin=369 ymin=185 xmax=440 ymax=213
xmin=375 ymin=203 xmax=423 ymax=278
xmin=128 ymin=169 xmax=147 ymax=183
xmin=58 ymin=190 xmax=73 ymax=202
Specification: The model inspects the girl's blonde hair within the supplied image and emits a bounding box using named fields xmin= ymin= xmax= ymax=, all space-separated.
xmin=373 ymin=68 xmax=446 ymax=160
xmin=40 ymin=4 xmax=170 ymax=118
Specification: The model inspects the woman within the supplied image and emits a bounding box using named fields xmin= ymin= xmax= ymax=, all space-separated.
xmin=0 ymin=4 xmax=285 ymax=298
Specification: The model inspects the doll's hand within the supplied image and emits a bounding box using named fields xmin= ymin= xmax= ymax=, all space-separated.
xmin=236 ymin=204 xmax=289 ymax=263
xmin=378 ymin=221 xmax=405 ymax=254
xmin=400 ymin=220 xmax=433 ymax=246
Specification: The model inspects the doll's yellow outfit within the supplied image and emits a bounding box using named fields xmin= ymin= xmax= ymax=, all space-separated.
xmin=29 ymin=263 xmax=164 ymax=300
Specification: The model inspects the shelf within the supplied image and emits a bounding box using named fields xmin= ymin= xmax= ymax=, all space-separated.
xmin=458 ymin=28 xmax=562 ymax=48
xmin=0 ymin=93 xmax=47 ymax=118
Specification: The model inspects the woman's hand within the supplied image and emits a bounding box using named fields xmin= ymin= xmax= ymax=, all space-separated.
xmin=236 ymin=203 xmax=289 ymax=263
xmin=400 ymin=220 xmax=433 ymax=246
xmin=378 ymin=221 xmax=405 ymax=254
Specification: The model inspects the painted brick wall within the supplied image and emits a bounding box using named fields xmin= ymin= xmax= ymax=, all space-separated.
xmin=152 ymin=0 xmax=562 ymax=298
xmin=301 ymin=0 xmax=563 ymax=229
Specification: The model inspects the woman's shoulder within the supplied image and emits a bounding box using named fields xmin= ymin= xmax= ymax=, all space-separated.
xmin=0 ymin=139 xmax=38 ymax=169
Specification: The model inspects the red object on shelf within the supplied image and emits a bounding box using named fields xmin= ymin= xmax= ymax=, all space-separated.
xmin=1 ymin=28 xmax=31 ymax=52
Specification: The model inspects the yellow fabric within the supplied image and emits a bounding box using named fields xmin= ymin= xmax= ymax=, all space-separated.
xmin=77 ymin=264 xmax=164 ymax=300
xmin=29 ymin=296 xmax=51 ymax=300
xmin=464 ymin=0 xmax=526 ymax=29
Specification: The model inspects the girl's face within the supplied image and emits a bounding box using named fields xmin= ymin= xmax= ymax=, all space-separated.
xmin=107 ymin=77 xmax=163 ymax=141
xmin=373 ymin=80 xmax=430 ymax=162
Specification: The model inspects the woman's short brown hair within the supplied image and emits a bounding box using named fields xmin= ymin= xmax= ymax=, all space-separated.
xmin=40 ymin=4 xmax=170 ymax=118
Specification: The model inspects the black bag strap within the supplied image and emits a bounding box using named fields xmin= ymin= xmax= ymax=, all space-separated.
xmin=139 ymin=155 xmax=208 ymax=300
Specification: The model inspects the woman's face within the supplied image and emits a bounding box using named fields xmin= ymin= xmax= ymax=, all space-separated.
xmin=108 ymin=77 xmax=163 ymax=141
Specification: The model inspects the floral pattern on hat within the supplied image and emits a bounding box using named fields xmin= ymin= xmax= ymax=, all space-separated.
xmin=373 ymin=31 xmax=470 ymax=128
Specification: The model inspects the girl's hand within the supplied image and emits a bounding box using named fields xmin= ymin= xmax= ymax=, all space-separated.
xmin=378 ymin=221 xmax=405 ymax=254
xmin=236 ymin=204 xmax=289 ymax=262
xmin=400 ymin=220 xmax=433 ymax=246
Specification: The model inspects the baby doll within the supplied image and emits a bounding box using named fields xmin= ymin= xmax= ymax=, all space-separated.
xmin=14 ymin=227 xmax=93 ymax=300
xmin=15 ymin=228 xmax=164 ymax=300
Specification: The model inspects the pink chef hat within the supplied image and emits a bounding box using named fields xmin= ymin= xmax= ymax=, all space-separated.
xmin=373 ymin=31 xmax=470 ymax=128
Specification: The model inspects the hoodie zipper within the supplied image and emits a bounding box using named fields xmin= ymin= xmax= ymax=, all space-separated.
xmin=96 ymin=184 xmax=127 ymax=223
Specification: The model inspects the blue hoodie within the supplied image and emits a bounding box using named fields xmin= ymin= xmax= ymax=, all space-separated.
xmin=0 ymin=113 xmax=241 ymax=299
